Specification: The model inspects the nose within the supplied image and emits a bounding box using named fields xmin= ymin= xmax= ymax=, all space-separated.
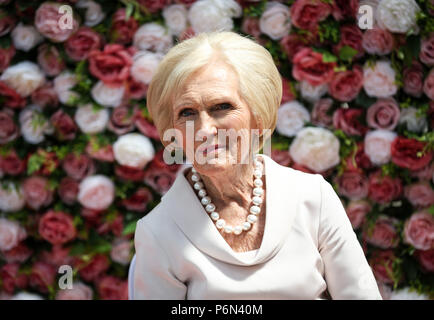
xmin=196 ymin=111 xmax=217 ymax=139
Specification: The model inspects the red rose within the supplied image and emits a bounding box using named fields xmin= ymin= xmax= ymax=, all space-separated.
xmin=74 ymin=253 xmax=110 ymax=282
xmin=331 ymin=0 xmax=358 ymax=20
xmin=369 ymin=250 xmax=399 ymax=285
xmin=366 ymin=98 xmax=400 ymax=130
xmin=57 ymin=177 xmax=79 ymax=205
xmin=96 ymin=275 xmax=128 ymax=300
xmin=173 ymin=0 xmax=196 ymax=7
xmin=0 ymin=9 xmax=16 ymax=36
xmin=109 ymin=8 xmax=138 ymax=45
xmin=50 ymin=109 xmax=77 ymax=141
xmin=29 ymin=261 xmax=57 ymax=293
xmin=281 ymin=77 xmax=296 ymax=104
xmin=0 ymin=242 xmax=33 ymax=263
xmin=38 ymin=210 xmax=77 ymax=245
xmin=311 ymin=98 xmax=333 ymax=128
xmin=344 ymin=141 xmax=372 ymax=171
xmin=40 ymin=245 xmax=73 ymax=269
xmin=125 ymin=75 xmax=148 ymax=100
xmin=241 ymin=17 xmax=261 ymax=39
xmin=362 ymin=28 xmax=395 ymax=56
xmin=37 ymin=44 xmax=65 ymax=77
xmin=429 ymin=101 xmax=434 ymax=129
xmin=0 ymin=45 xmax=15 ymax=72
xmin=292 ymin=48 xmax=336 ymax=86
xmin=120 ymin=187 xmax=153 ymax=212
xmin=0 ymin=81 xmax=26 ymax=109
xmin=0 ymin=109 xmax=17 ymax=144
xmin=329 ymin=66 xmax=363 ymax=102
xmin=290 ymin=0 xmax=331 ymax=31
xmin=334 ymin=25 xmax=364 ymax=60
xmin=88 ymin=44 xmax=133 ymax=86
xmin=363 ymin=216 xmax=400 ymax=249
xmin=0 ymin=263 xmax=28 ymax=294
xmin=391 ymin=137 xmax=433 ymax=171
xmin=334 ymin=169 xmax=369 ymax=200
xmin=280 ymin=34 xmax=307 ymax=60
xmin=403 ymin=61 xmax=424 ymax=98
xmin=31 ymin=82 xmax=59 ymax=108
xmin=270 ymin=149 xmax=292 ymax=167
xmin=22 ymin=176 xmax=54 ymax=210
xmin=368 ymin=170 xmax=403 ymax=204
xmin=404 ymin=181 xmax=434 ymax=208
xmin=410 ymin=161 xmax=434 ymax=181
xmin=403 ymin=210 xmax=434 ymax=250
xmin=137 ymin=0 xmax=168 ymax=13
xmin=85 ymin=140 xmax=115 ymax=162
xmin=115 ymin=165 xmax=145 ymax=182
xmin=96 ymin=214 xmax=123 ymax=237
xmin=65 ymin=27 xmax=104 ymax=61
xmin=423 ymin=68 xmax=434 ymax=100
xmin=345 ymin=200 xmax=371 ymax=229
xmin=420 ymin=33 xmax=434 ymax=66
xmin=0 ymin=149 xmax=26 ymax=176
xmin=107 ymin=106 xmax=136 ymax=135
xmin=415 ymin=249 xmax=434 ymax=273
xmin=62 ymin=153 xmax=95 ymax=181
xmin=332 ymin=108 xmax=368 ymax=136
xmin=134 ymin=109 xmax=160 ymax=140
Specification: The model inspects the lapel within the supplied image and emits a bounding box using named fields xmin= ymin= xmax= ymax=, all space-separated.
xmin=160 ymin=154 xmax=301 ymax=266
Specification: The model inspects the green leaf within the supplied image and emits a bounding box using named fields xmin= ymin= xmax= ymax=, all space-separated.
xmin=27 ymin=153 xmax=45 ymax=175
xmin=338 ymin=45 xmax=358 ymax=62
xmin=122 ymin=220 xmax=138 ymax=236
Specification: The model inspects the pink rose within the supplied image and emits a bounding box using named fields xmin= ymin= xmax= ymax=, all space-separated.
xmin=34 ymin=2 xmax=79 ymax=42
xmin=423 ymin=68 xmax=434 ymax=100
xmin=57 ymin=177 xmax=79 ymax=205
xmin=31 ymin=82 xmax=59 ymax=108
xmin=22 ymin=176 xmax=54 ymax=210
xmin=40 ymin=245 xmax=73 ymax=269
xmin=270 ymin=149 xmax=292 ymax=167
xmin=0 ymin=242 xmax=32 ymax=263
xmin=334 ymin=170 xmax=369 ymax=200
xmin=37 ymin=44 xmax=65 ymax=77
xmin=64 ymin=27 xmax=104 ymax=61
xmin=0 ymin=149 xmax=26 ymax=176
xmin=0 ymin=45 xmax=15 ymax=72
xmin=62 ymin=153 xmax=95 ymax=181
xmin=115 ymin=165 xmax=145 ymax=182
xmin=404 ymin=181 xmax=434 ymax=208
xmin=345 ymin=200 xmax=371 ymax=229
xmin=329 ymin=66 xmax=363 ymax=102
xmin=0 ymin=9 xmax=16 ymax=36
xmin=366 ymin=98 xmax=400 ymax=130
xmin=78 ymin=175 xmax=115 ymax=210
xmin=0 ymin=109 xmax=18 ymax=144
xmin=0 ymin=218 xmax=27 ymax=252
xmin=410 ymin=161 xmax=434 ymax=181
xmin=420 ymin=33 xmax=434 ymax=66
xmin=29 ymin=261 xmax=57 ymax=294
xmin=134 ymin=110 xmax=160 ymax=140
xmin=332 ymin=108 xmax=368 ymax=136
xmin=281 ymin=77 xmax=296 ymax=104
xmin=96 ymin=275 xmax=128 ymax=300
xmin=50 ymin=109 xmax=77 ymax=141
xmin=109 ymin=8 xmax=138 ymax=45
xmin=369 ymin=250 xmax=398 ymax=285
xmin=311 ymin=98 xmax=334 ymax=128
xmin=334 ymin=24 xmax=364 ymax=60
xmin=290 ymin=0 xmax=331 ymax=31
xmin=137 ymin=0 xmax=168 ymax=13
xmin=85 ymin=140 xmax=115 ymax=162
xmin=55 ymin=282 xmax=93 ymax=300
xmin=0 ymin=263 xmax=28 ymax=294
xmin=241 ymin=17 xmax=261 ymax=39
xmin=73 ymin=253 xmax=110 ymax=282
xmin=125 ymin=75 xmax=148 ymax=100
xmin=279 ymin=34 xmax=307 ymax=60
xmin=96 ymin=214 xmax=123 ymax=237
xmin=415 ymin=249 xmax=434 ymax=273
xmin=363 ymin=216 xmax=400 ymax=249
xmin=362 ymin=28 xmax=395 ymax=56
xmin=88 ymin=44 xmax=134 ymax=86
xmin=120 ymin=187 xmax=153 ymax=212
xmin=110 ymin=238 xmax=132 ymax=266
xmin=403 ymin=211 xmax=434 ymax=250
xmin=403 ymin=61 xmax=424 ymax=98
xmin=107 ymin=106 xmax=136 ymax=135
xmin=368 ymin=170 xmax=403 ymax=205
xmin=38 ymin=210 xmax=77 ymax=245
xmin=292 ymin=48 xmax=336 ymax=86
xmin=331 ymin=0 xmax=358 ymax=21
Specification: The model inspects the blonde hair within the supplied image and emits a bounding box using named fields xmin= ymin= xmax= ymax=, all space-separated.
xmin=146 ymin=31 xmax=282 ymax=153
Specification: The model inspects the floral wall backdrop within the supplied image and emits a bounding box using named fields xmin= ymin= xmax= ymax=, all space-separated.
xmin=0 ymin=0 xmax=433 ymax=300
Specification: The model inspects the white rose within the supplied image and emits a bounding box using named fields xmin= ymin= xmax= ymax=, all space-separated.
xmin=276 ymin=101 xmax=310 ymax=138
xmin=0 ymin=61 xmax=45 ymax=97
xmin=0 ymin=217 xmax=27 ymax=251
xmin=289 ymin=127 xmax=340 ymax=172
xmin=399 ymin=107 xmax=428 ymax=133
xmin=130 ymin=50 xmax=163 ymax=85
xmin=10 ymin=23 xmax=44 ymax=52
xmin=110 ymin=238 xmax=132 ymax=266
xmin=78 ymin=175 xmax=115 ymax=210
xmin=299 ymin=80 xmax=329 ymax=103
xmin=133 ymin=23 xmax=173 ymax=54
xmin=188 ymin=0 xmax=236 ymax=33
xmin=357 ymin=0 xmax=380 ymax=27
xmin=389 ymin=287 xmax=430 ymax=300
xmin=363 ymin=60 xmax=398 ymax=98
xmin=212 ymin=0 xmax=242 ymax=18
xmin=364 ymin=129 xmax=397 ymax=165
xmin=74 ymin=103 xmax=109 ymax=134
xmin=11 ymin=292 xmax=44 ymax=300
xmin=376 ymin=0 xmax=420 ymax=34
xmin=113 ymin=133 xmax=155 ymax=169
xmin=162 ymin=4 xmax=188 ymax=36
xmin=19 ymin=105 xmax=54 ymax=144
xmin=259 ymin=1 xmax=291 ymax=40
xmin=91 ymin=80 xmax=125 ymax=108
xmin=55 ymin=282 xmax=93 ymax=300
xmin=53 ymin=71 xmax=79 ymax=105
xmin=0 ymin=182 xmax=26 ymax=212
xmin=75 ymin=0 xmax=105 ymax=27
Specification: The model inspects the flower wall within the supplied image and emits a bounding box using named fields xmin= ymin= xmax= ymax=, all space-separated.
xmin=0 ymin=0 xmax=433 ymax=300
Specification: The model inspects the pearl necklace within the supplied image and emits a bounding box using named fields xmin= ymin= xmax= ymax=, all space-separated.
xmin=190 ymin=154 xmax=264 ymax=235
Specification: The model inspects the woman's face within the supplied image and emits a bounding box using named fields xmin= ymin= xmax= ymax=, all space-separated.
xmin=171 ymin=59 xmax=260 ymax=174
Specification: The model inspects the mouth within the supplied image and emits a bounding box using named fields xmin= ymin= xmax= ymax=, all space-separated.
xmin=201 ymin=144 xmax=224 ymax=156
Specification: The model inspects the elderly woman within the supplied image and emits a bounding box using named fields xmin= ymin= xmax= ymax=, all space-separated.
xmin=128 ymin=31 xmax=382 ymax=300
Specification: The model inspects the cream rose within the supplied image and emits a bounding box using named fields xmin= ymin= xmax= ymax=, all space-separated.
xmin=259 ymin=1 xmax=291 ymax=40
xmin=75 ymin=0 xmax=105 ymax=27
xmin=113 ymin=133 xmax=155 ymax=169
xmin=398 ymin=107 xmax=428 ymax=133
xmin=363 ymin=60 xmax=398 ymax=98
xmin=110 ymin=238 xmax=132 ymax=266
xmin=77 ymin=175 xmax=115 ymax=210
xmin=19 ymin=105 xmax=54 ymax=144
xmin=289 ymin=127 xmax=340 ymax=172
xmin=364 ymin=129 xmax=397 ymax=165
xmin=74 ymin=103 xmax=109 ymax=134
xmin=0 ymin=61 xmax=45 ymax=97
xmin=130 ymin=50 xmax=163 ymax=85
xmin=11 ymin=23 xmax=43 ymax=52
xmin=91 ymin=80 xmax=125 ymax=108
xmin=53 ymin=71 xmax=79 ymax=106
xmin=0 ymin=217 xmax=27 ymax=251
xmin=376 ymin=0 xmax=420 ymax=34
xmin=299 ymin=81 xmax=329 ymax=103
xmin=162 ymin=4 xmax=188 ymax=36
xmin=133 ymin=23 xmax=173 ymax=54
xmin=276 ymin=101 xmax=310 ymax=137
xmin=55 ymin=282 xmax=93 ymax=300
xmin=0 ymin=182 xmax=26 ymax=212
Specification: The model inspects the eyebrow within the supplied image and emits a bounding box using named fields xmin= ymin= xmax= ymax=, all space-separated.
xmin=173 ymin=95 xmax=236 ymax=113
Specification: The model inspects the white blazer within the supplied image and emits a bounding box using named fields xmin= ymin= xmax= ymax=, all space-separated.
xmin=129 ymin=154 xmax=382 ymax=300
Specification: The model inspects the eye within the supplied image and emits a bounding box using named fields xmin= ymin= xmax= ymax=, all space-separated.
xmin=178 ymin=108 xmax=195 ymax=118
xmin=214 ymin=103 xmax=233 ymax=111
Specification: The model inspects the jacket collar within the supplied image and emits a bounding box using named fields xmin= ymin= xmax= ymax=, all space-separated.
xmin=160 ymin=153 xmax=300 ymax=266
